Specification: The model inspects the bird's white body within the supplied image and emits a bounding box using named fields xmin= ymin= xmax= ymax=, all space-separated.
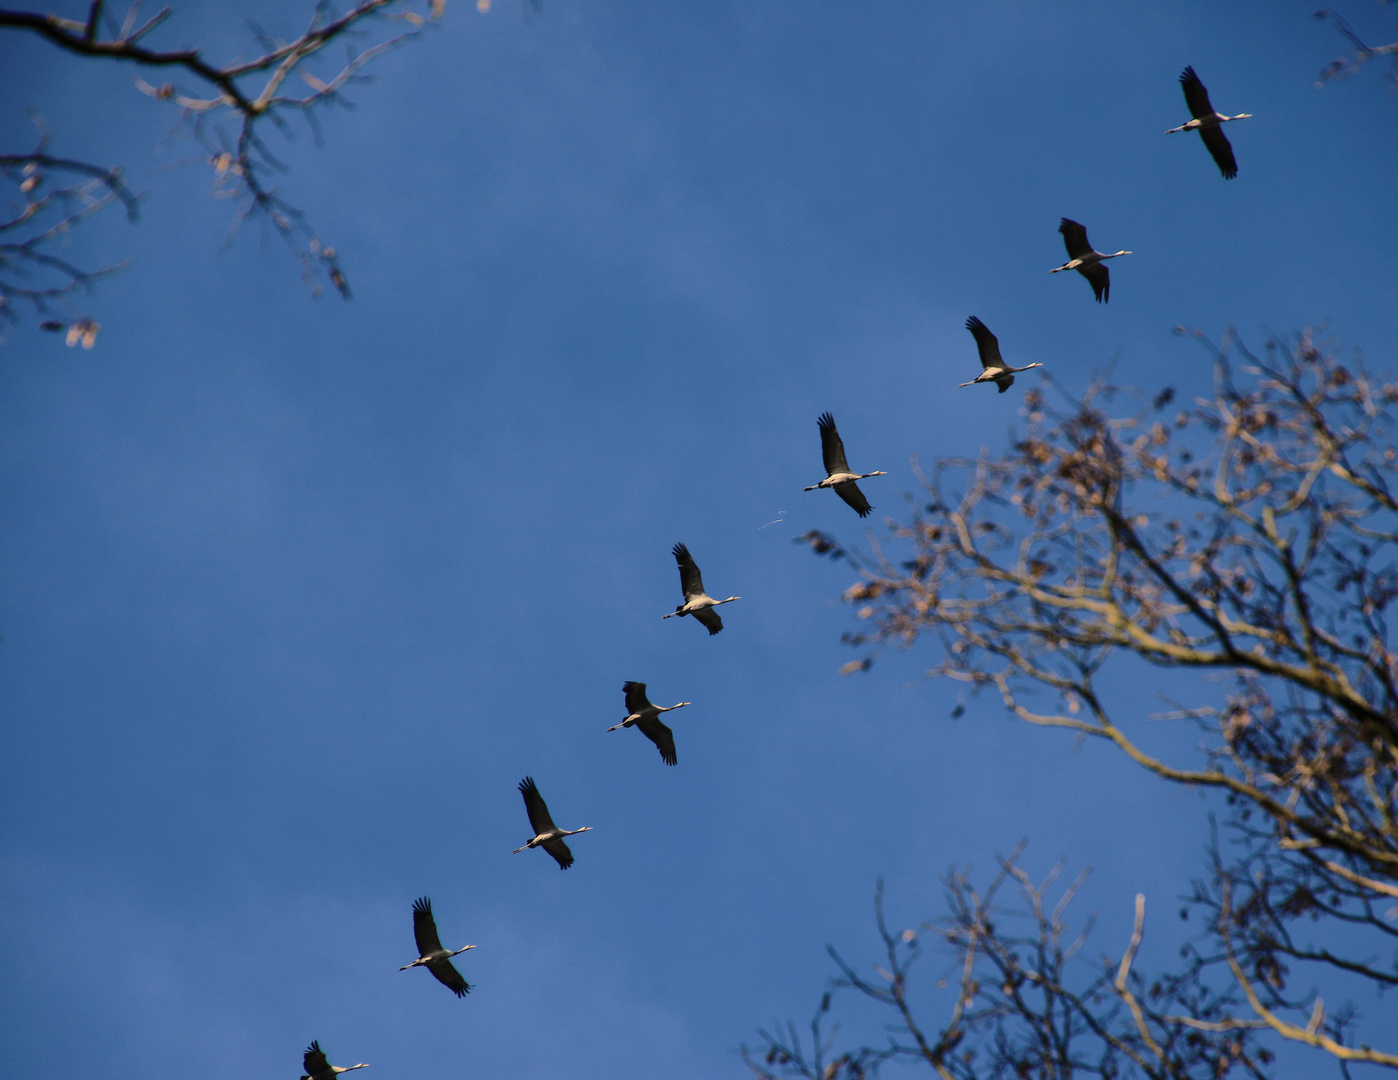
xmin=1165 ymin=112 xmax=1249 ymax=134
xmin=960 ymin=364 xmax=1042 ymax=389
xmin=1049 ymin=251 xmax=1130 ymax=273
xmin=666 ymin=593 xmax=740 ymax=619
xmin=609 ymin=701 xmax=690 ymax=731
xmin=808 ymin=470 xmax=885 ymax=490
xmin=516 ymin=825 xmax=593 ymax=851
xmin=401 ymin=947 xmax=475 ymax=968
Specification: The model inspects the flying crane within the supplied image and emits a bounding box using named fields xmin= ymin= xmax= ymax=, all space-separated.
xmin=803 ymin=413 xmax=886 ymax=517
xmin=607 ymin=681 xmax=690 ymax=765
xmin=958 ymin=317 xmax=1043 ymax=393
xmin=301 ymin=1042 xmax=367 ymax=1080
xmin=399 ymin=897 xmax=474 ymax=997
xmin=512 ymin=776 xmax=592 ymax=869
xmin=1049 ymin=219 xmax=1131 ymax=304
xmin=662 ymin=543 xmax=739 ymax=635
xmin=1166 ymin=66 xmax=1251 ymax=179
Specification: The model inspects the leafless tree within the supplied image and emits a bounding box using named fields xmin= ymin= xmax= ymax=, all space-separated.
xmin=744 ymin=850 xmax=1272 ymax=1080
xmin=1 ymin=0 xmax=449 ymax=339
xmin=784 ymin=330 xmax=1398 ymax=1073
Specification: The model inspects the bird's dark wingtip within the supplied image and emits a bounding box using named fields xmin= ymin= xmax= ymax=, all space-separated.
xmin=413 ymin=896 xmax=431 ymax=914
xmin=671 ymin=542 xmax=689 ymax=561
xmin=856 ymin=506 xmax=872 ymax=518
xmin=1180 ymin=64 xmax=1198 ymax=83
xmin=707 ymin=624 xmax=722 ymax=635
xmin=817 ymin=411 xmax=836 ymax=429
xmin=965 ymin=315 xmax=984 ymax=331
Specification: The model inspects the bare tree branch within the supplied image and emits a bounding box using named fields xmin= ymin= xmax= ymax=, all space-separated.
xmin=1314 ymin=7 xmax=1398 ymax=87
xmin=0 ymin=124 xmax=138 ymax=340
xmin=745 ymin=858 xmax=1273 ymax=1079
xmin=1 ymin=0 xmax=448 ymax=323
xmin=800 ymin=329 xmax=1398 ymax=1070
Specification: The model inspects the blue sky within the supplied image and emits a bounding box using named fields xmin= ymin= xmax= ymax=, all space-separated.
xmin=3 ymin=2 xmax=1398 ymax=1077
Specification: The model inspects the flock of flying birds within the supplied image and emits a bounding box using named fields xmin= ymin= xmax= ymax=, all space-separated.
xmin=294 ymin=63 xmax=1250 ymax=1080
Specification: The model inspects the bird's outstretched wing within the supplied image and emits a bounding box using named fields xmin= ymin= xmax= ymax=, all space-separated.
xmin=817 ymin=412 xmax=852 ymax=476
xmin=1058 ymin=218 xmax=1092 ymax=261
xmin=835 ymin=481 xmax=873 ymax=517
xmin=1199 ymin=125 xmax=1237 ymax=179
xmin=427 ymin=958 xmax=471 ymax=997
xmin=1078 ymin=262 xmax=1110 ymax=303
xmin=965 ymin=316 xmax=1003 ymax=369
xmin=635 ymin=716 xmax=678 ymax=766
xmin=518 ymin=776 xmax=557 ymax=836
xmin=693 ymin=606 xmax=724 ymax=635
xmin=672 ymin=543 xmax=705 ymax=600
xmin=304 ymin=1042 xmax=331 ymax=1079
xmin=412 ymin=897 xmax=444 ymax=958
xmin=542 ymin=837 xmax=575 ymax=869
xmin=996 ymin=374 xmax=1015 ymax=394
xmin=1179 ymin=66 xmax=1215 ymax=120
xmin=623 ymin=681 xmax=650 ymax=714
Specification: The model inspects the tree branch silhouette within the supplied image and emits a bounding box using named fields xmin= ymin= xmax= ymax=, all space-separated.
xmin=1 ymin=0 xmax=448 ymax=336
xmin=793 ymin=331 xmax=1398 ymax=1071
